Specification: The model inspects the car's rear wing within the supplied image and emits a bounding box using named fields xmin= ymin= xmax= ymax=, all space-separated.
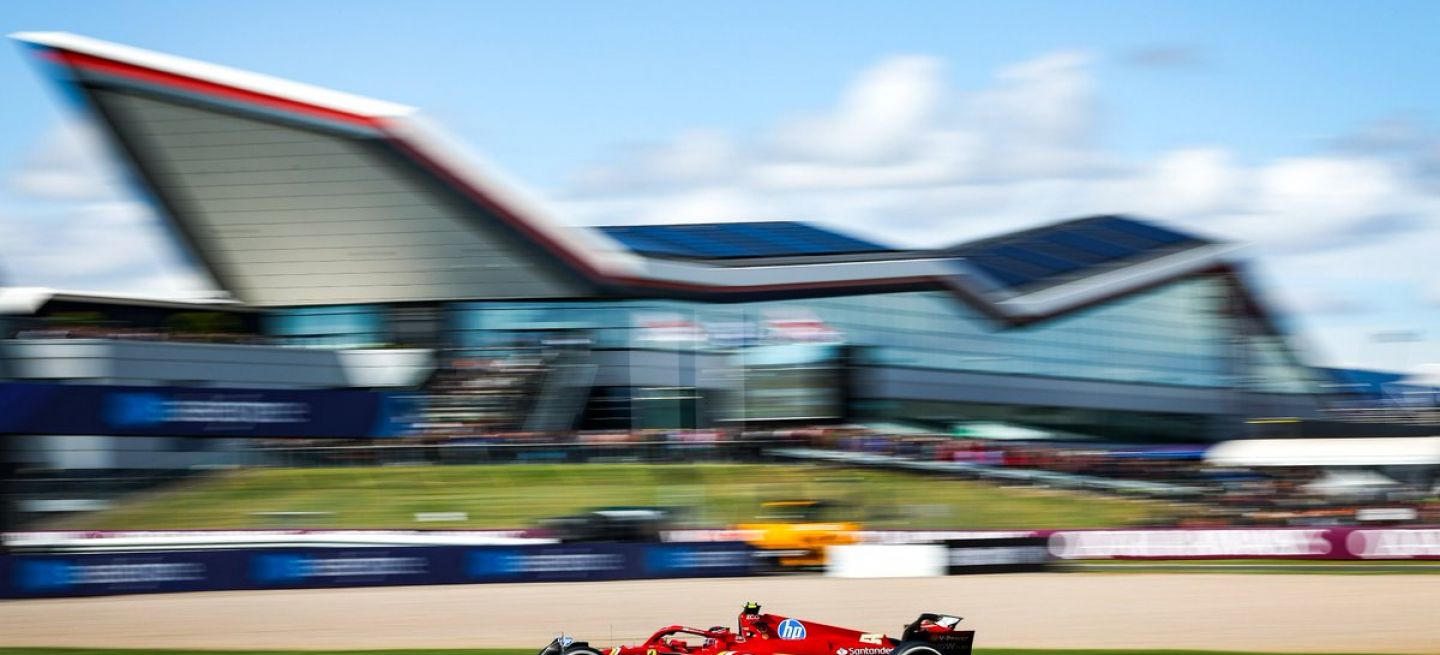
xmin=900 ymin=614 xmax=974 ymax=655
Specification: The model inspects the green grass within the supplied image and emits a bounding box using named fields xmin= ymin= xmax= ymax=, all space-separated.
xmin=38 ymin=463 xmax=1159 ymax=530
xmin=0 ymin=649 xmax=1414 ymax=655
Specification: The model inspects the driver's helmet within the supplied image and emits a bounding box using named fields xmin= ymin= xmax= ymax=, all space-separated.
xmin=739 ymin=604 xmax=763 ymax=636
xmin=704 ymin=626 xmax=733 ymax=649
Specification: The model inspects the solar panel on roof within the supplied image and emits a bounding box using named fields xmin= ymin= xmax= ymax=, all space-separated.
xmin=597 ymin=221 xmax=890 ymax=259
xmin=1097 ymin=216 xmax=1193 ymax=245
xmin=1078 ymin=224 xmax=1163 ymax=250
xmin=645 ymin=226 xmax=752 ymax=257
xmin=1025 ymin=237 xmax=1110 ymax=264
xmin=721 ymin=226 xmax=807 ymax=256
xmin=672 ymin=226 xmax=755 ymax=254
xmin=704 ymin=224 xmax=810 ymax=256
xmin=991 ymin=244 xmax=1084 ymax=275
xmin=770 ymin=222 xmax=888 ymax=252
xmin=969 ymin=251 xmax=1056 ymax=283
xmin=1041 ymin=232 xmax=1134 ymax=260
xmin=616 ymin=227 xmax=710 ymax=257
xmin=726 ymin=223 xmax=835 ymax=254
xmin=613 ymin=227 xmax=701 ymax=257
xmin=966 ymin=257 xmax=1039 ymax=287
xmin=603 ymin=230 xmax=693 ymax=257
xmin=949 ymin=216 xmax=1208 ymax=291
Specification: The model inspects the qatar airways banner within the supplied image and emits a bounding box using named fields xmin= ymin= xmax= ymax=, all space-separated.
xmin=1045 ymin=528 xmax=1440 ymax=560
xmin=0 ymin=382 xmax=415 ymax=438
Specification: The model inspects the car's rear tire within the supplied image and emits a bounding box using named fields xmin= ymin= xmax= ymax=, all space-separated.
xmin=538 ymin=640 xmax=601 ymax=655
xmin=890 ymin=642 xmax=943 ymax=655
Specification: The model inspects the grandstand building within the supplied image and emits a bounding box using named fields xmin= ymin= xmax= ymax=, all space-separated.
xmin=5 ymin=32 xmax=1347 ymax=442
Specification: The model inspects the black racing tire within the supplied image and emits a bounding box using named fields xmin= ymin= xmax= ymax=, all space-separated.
xmin=890 ymin=642 xmax=944 ymax=655
xmin=539 ymin=641 xmax=601 ymax=655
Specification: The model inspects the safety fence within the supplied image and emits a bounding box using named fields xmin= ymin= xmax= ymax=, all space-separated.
xmin=4 ymin=528 xmax=1438 ymax=599
xmin=13 ymin=527 xmax=1440 ymax=560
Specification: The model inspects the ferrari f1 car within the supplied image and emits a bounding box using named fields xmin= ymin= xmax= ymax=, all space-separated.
xmin=539 ymin=603 xmax=975 ymax=655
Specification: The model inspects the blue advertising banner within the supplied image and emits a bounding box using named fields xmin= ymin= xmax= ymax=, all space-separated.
xmin=1 ymin=550 xmax=244 ymax=598
xmin=464 ymin=543 xmax=756 ymax=583
xmin=0 ymin=542 xmax=756 ymax=599
xmin=249 ymin=547 xmax=460 ymax=588
xmin=641 ymin=542 xmax=757 ymax=578
xmin=0 ymin=382 xmax=414 ymax=438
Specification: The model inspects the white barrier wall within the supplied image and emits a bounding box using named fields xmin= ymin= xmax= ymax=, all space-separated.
xmin=826 ymin=544 xmax=947 ymax=578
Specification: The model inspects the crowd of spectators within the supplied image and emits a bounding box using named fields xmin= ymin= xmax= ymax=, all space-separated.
xmin=815 ymin=427 xmax=1440 ymax=527
xmin=417 ymin=354 xmax=551 ymax=435
xmin=11 ymin=312 xmax=263 ymax=345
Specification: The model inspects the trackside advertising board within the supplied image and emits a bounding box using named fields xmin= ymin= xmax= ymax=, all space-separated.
xmin=945 ymin=536 xmax=1051 ymax=573
xmin=0 ymin=542 xmax=757 ymax=598
xmin=0 ymin=382 xmax=415 ymax=438
xmin=854 ymin=528 xmax=1440 ymax=560
xmin=1044 ymin=528 xmax=1440 ymax=560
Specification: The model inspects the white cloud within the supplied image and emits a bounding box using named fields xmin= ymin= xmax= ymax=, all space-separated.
xmin=0 ymin=200 xmax=209 ymax=296
xmin=8 ymin=120 xmax=121 ymax=201
xmin=1271 ymin=285 xmax=1374 ymax=317
xmin=1248 ymin=157 xmax=1407 ymax=244
xmin=1 ymin=122 xmax=212 ymax=297
xmin=968 ymin=52 xmax=1107 ymax=179
xmin=1133 ymin=148 xmax=1246 ymax=218
xmin=768 ymin=55 xmax=946 ymax=164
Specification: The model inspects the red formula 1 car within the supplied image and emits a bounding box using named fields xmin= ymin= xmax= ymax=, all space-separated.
xmin=539 ymin=603 xmax=975 ymax=655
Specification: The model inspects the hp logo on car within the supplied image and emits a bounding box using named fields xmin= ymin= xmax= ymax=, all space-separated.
xmin=778 ymin=619 xmax=807 ymax=640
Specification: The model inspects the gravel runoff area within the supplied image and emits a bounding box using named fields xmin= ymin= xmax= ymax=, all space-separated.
xmin=1 ymin=574 xmax=1437 ymax=654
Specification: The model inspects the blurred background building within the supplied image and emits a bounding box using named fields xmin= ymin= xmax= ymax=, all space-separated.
xmin=2 ymin=33 xmax=1438 ymax=533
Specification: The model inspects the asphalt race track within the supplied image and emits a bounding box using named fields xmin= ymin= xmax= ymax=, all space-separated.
xmin=1 ymin=574 xmax=1437 ymax=653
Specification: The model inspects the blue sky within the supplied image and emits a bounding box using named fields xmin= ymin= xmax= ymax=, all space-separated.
xmin=2 ymin=1 xmax=1439 ymax=376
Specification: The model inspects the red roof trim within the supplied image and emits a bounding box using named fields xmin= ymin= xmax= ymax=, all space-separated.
xmin=43 ymin=49 xmax=385 ymax=130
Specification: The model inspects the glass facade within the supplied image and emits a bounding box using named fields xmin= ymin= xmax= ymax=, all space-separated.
xmin=426 ymin=277 xmax=1233 ymax=389
xmin=805 ymin=279 xmax=1232 ymax=388
xmin=265 ymin=305 xmax=387 ymax=349
xmin=266 ymin=274 xmax=1320 ymax=395
xmin=1244 ymin=334 xmax=1327 ymax=395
